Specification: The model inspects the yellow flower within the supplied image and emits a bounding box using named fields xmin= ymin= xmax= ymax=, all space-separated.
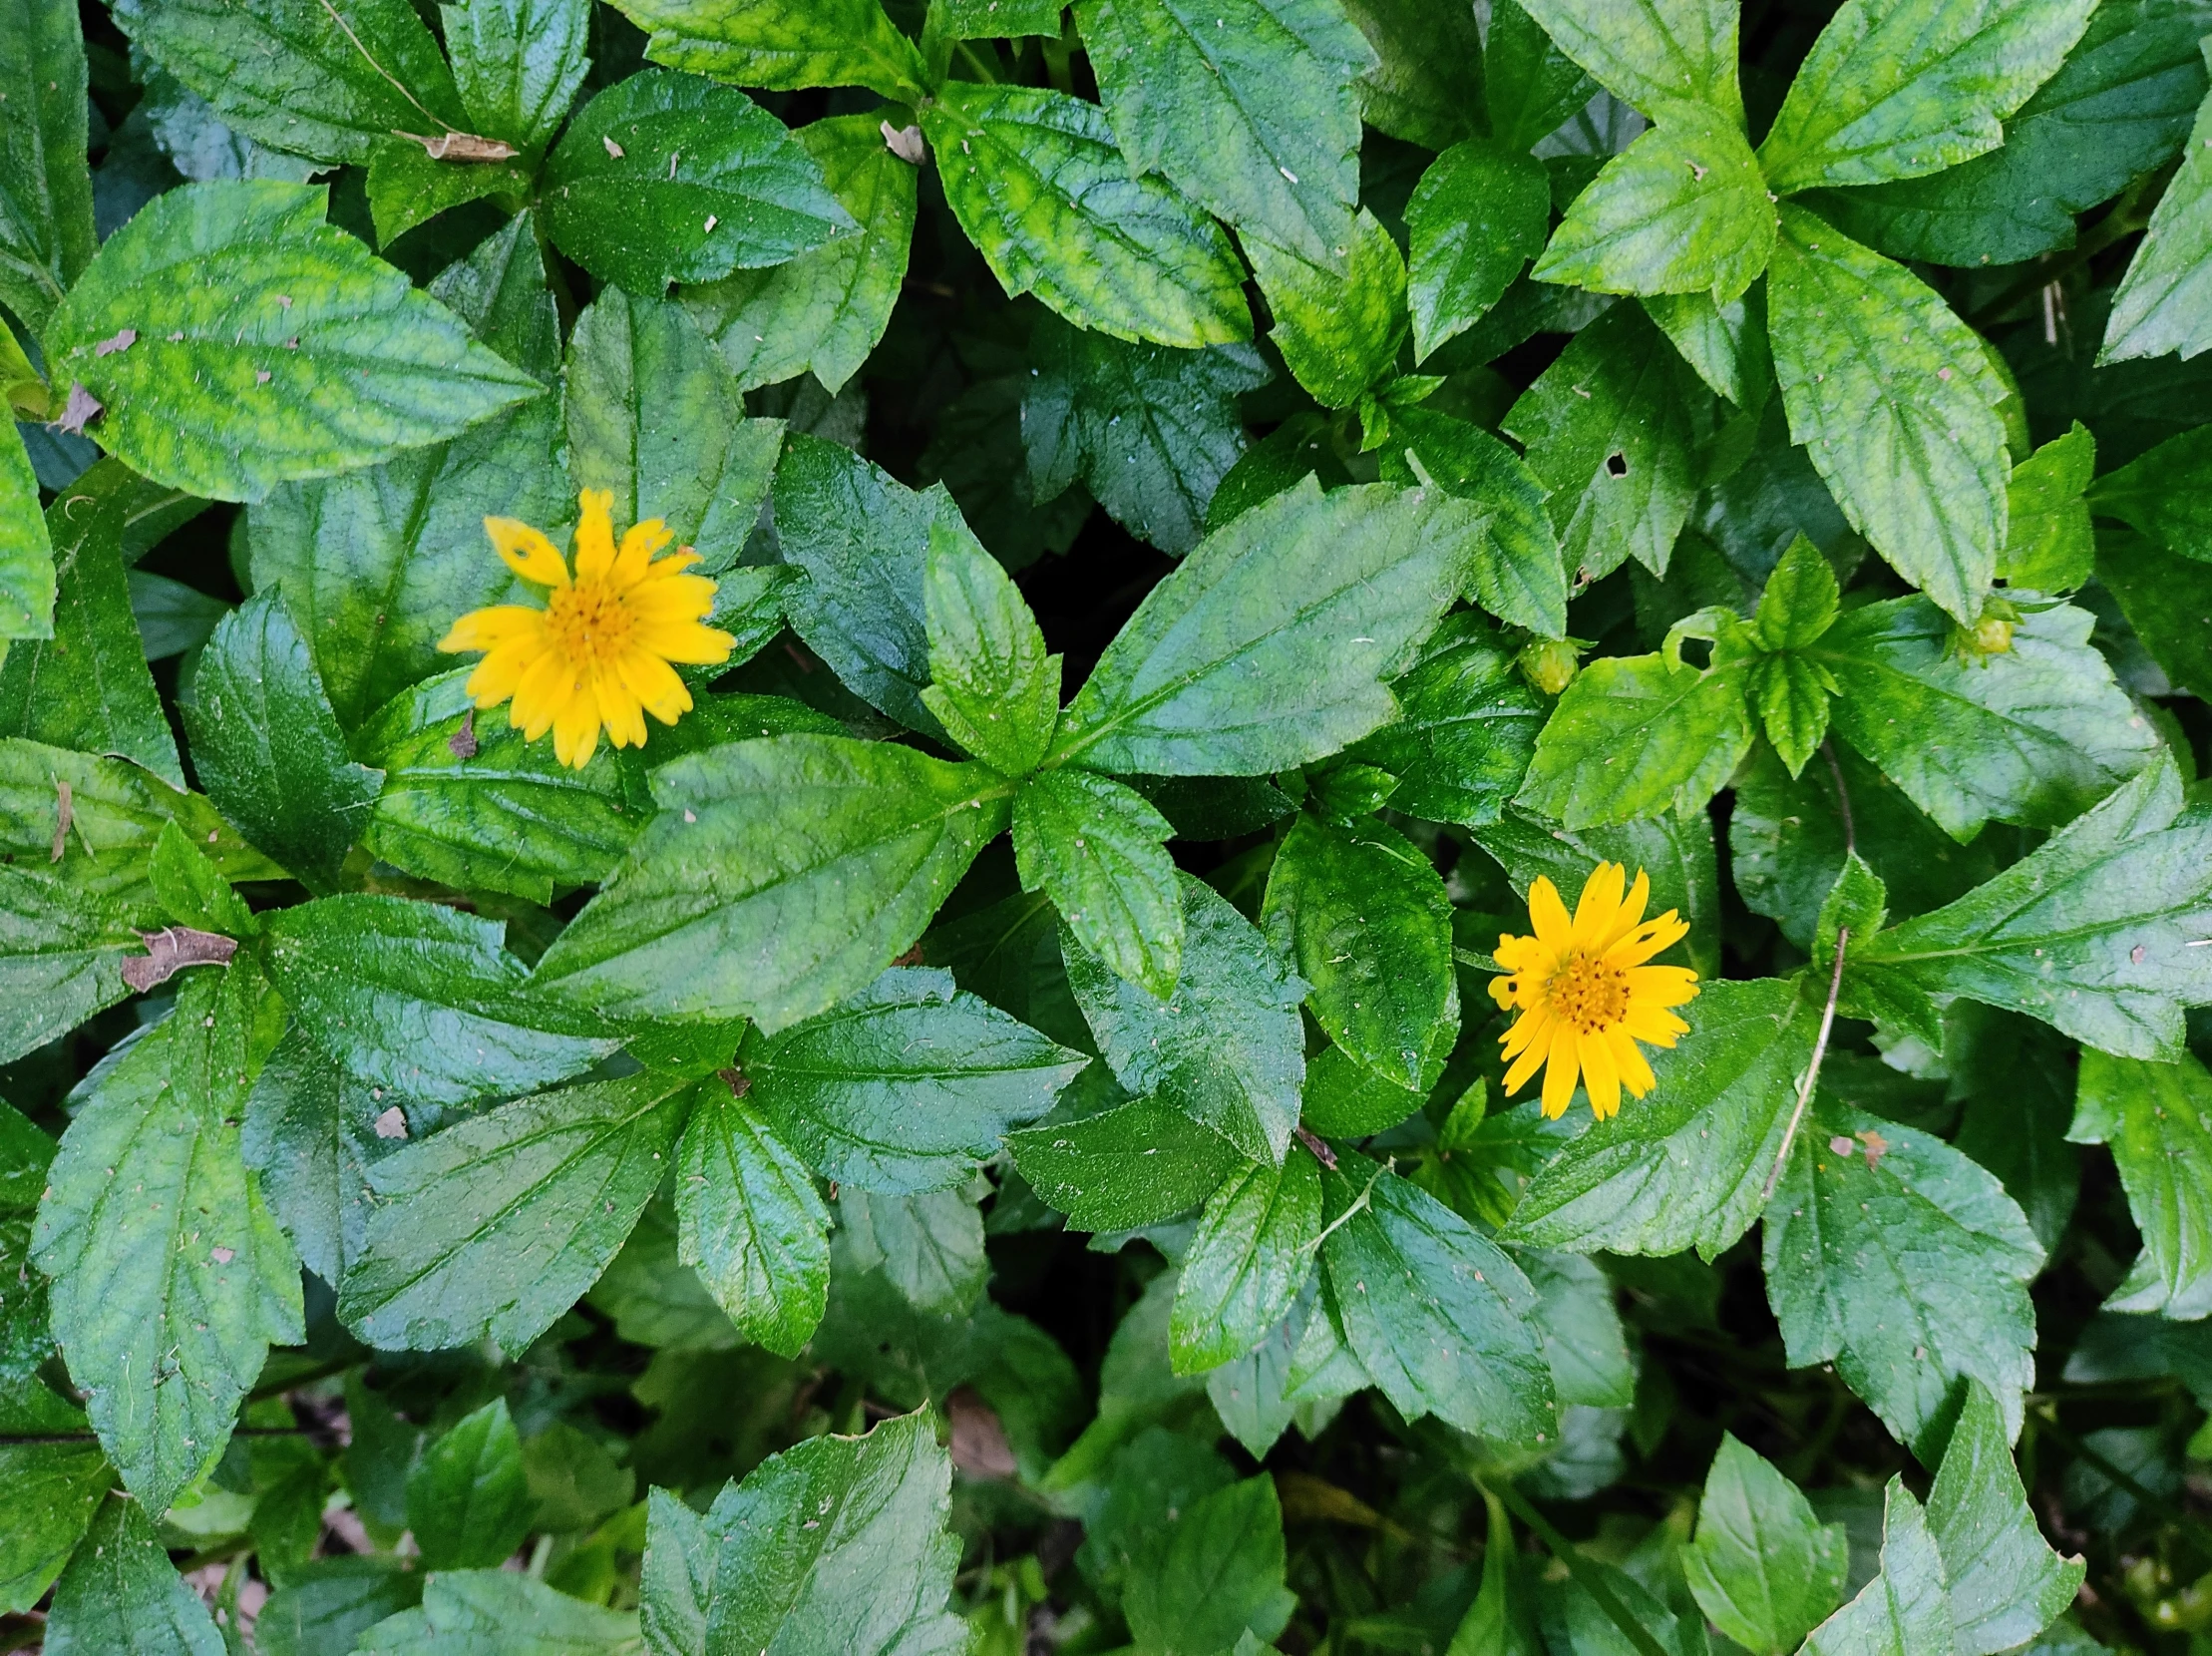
xmin=1489 ymin=862 xmax=1699 ymax=1121
xmin=438 ymin=490 xmax=734 ymax=769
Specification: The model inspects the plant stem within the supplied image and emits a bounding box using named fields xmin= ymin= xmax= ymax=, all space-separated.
xmin=1762 ymin=923 xmax=1850 ymax=1205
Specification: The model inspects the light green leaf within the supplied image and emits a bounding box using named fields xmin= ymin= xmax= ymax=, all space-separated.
xmin=546 ymin=70 xmax=852 ymax=293
xmin=362 ymin=141 xmax=533 ymax=247
xmin=32 ymin=966 xmax=303 ymax=1513
xmin=838 ymin=1186 xmax=987 ymax=1314
xmin=934 ymin=0 xmax=1065 ymax=35
xmin=1374 ymin=409 xmax=1569 ymax=638
xmin=1263 ymin=814 xmax=1454 ymax=1089
xmin=640 ymin=1412 xmax=964 ymax=1656
xmin=1124 ymin=1475 xmax=1297 ymax=1656
xmin=0 ymin=0 xmax=95 ymax=332
xmin=0 ymin=869 xmax=141 ymax=1063
xmin=338 ymin=1070 xmax=690 ymax=1354
xmin=1012 ymin=767 xmax=1182 ymax=1001
xmin=1536 ymin=101 xmax=1774 ymax=301
xmin=1504 ymin=978 xmax=1814 ymax=1259
xmin=739 ymin=966 xmax=1082 ymax=1192
xmin=1927 ymin=1380 xmax=2085 ymax=1655
xmin=2069 ymin=1048 xmax=2212 ymax=1320
xmin=1064 ymin=873 xmax=1305 ymax=1165
xmin=407 ymin=1400 xmax=533 ymax=1572
xmin=0 ymin=426 xmax=51 ymax=645
xmin=1754 ymin=532 xmax=1840 ymax=650
xmin=1512 ymin=0 xmax=1740 ymax=122
xmin=45 ymin=182 xmax=544 ymax=503
xmin=0 ymin=461 xmax=168 ymax=772
xmin=443 ymin=0 xmax=590 ymax=150
xmin=262 ymin=895 xmax=617 ymax=1103
xmin=1749 ymin=651 xmax=1836 ymax=778
xmin=1644 ymin=285 xmax=1768 ymax=404
xmin=1765 ymin=206 xmax=2011 ymax=624
xmin=1761 ymin=0 xmax=2093 ymax=194
xmin=1074 ymin=0 xmax=1375 ymax=266
xmin=673 ymin=1078 xmax=829 ymax=1357
xmin=1246 ymin=209 xmax=1406 ymax=408
xmin=0 ymin=1380 xmax=108 ymax=1615
xmin=1802 ymin=1481 xmax=1956 ymax=1656
xmin=237 ymin=1026 xmax=398 ymax=1290
xmin=1407 ymin=137 xmax=1554 ymax=363
xmin=1763 ymin=1098 xmax=2041 ymax=1454
xmin=2101 ymin=74 xmax=2212 ymax=362
xmin=359 ymin=1570 xmax=642 ymax=1653
xmin=921 ymin=520 xmax=1060 ymax=774
xmin=1053 ymin=477 xmax=1479 ymax=776
xmin=1319 ymin=1155 xmax=1555 ymax=1445
xmin=42 ymin=1494 xmax=223 ymax=1656
xmin=1171 ymin=1146 xmax=1321 ymax=1373
xmin=1516 ymin=649 xmax=1752 ymax=829
xmin=683 ymin=114 xmax=918 ymax=396
xmin=1502 ymin=300 xmax=1706 ymax=582
xmin=1683 ymin=1434 xmax=1850 ymax=1655
xmin=608 ymin=0 xmax=928 ymax=100
xmin=533 ymin=736 xmax=1011 ymax=1033
xmin=1815 ymin=595 xmax=2157 ymax=839
xmin=1345 ymin=612 xmax=1547 ymax=828
xmin=922 ymin=82 xmax=1253 ymax=350
xmin=1006 ymin=1094 xmax=1246 ymax=1231
xmin=1023 ymin=315 xmax=1270 ymax=556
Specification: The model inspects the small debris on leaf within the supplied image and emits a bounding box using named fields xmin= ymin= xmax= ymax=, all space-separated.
xmin=373 ymin=1105 xmax=409 ymax=1140
xmin=405 ymin=130 xmax=520 ymax=162
xmin=603 ymin=134 xmax=625 ymax=159
xmin=881 ymin=121 xmax=926 ymax=164
xmin=121 ymin=927 xmax=240 ymax=993
xmin=49 ymin=777 xmax=71 ymax=863
xmin=447 ymin=706 xmax=478 ymax=759
xmin=94 ymin=328 xmax=137 ymax=357
xmin=54 ymin=382 xmax=101 ymax=435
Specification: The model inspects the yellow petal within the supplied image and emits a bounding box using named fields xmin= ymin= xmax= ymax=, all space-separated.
xmin=617 ymin=646 xmax=693 ymax=724
xmin=1489 ymin=974 xmax=1519 ymax=1011
xmin=466 ymin=635 xmax=546 ymax=707
xmin=1503 ymin=1016 xmax=1553 ymax=1095
xmin=1540 ymin=1023 xmax=1581 ymax=1118
xmin=1628 ymin=965 xmax=1700 ymax=1008
xmin=614 ymin=518 xmax=673 ymax=586
xmin=1592 ymin=870 xmax=1652 ymax=954
xmin=1528 ymin=876 xmax=1572 ymax=948
xmin=1611 ymin=1028 xmax=1658 ymax=1095
xmin=1571 ymin=861 xmax=1625 ymax=947
xmin=1609 ymin=911 xmax=1689 ymax=968
xmin=595 ymin=670 xmax=649 ymax=750
xmin=573 ymin=489 xmax=617 ymax=582
xmin=1579 ymin=1029 xmax=1621 ymax=1119
xmin=637 ymin=620 xmax=736 ymax=666
xmin=486 ymin=519 xmax=569 ymax=588
xmin=553 ymin=691 xmax=600 ymax=768
xmin=628 ymin=574 xmax=720 ymax=622
xmin=441 ymin=604 xmax=547 ymax=654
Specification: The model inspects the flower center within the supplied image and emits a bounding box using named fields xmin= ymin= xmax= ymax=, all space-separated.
xmin=545 ymin=576 xmax=636 ymax=670
xmin=1545 ymin=952 xmax=1629 ymax=1033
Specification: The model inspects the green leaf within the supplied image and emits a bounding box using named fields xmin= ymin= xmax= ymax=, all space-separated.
xmin=2087 ymin=420 xmax=2212 ymax=560
xmin=1073 ymin=0 xmax=1374 ymax=266
xmin=0 ymin=463 xmax=169 ymax=772
xmin=1505 ymin=978 xmax=1815 ymax=1259
xmin=1516 ymin=1245 xmax=1634 ymax=1407
xmin=2000 ymin=424 xmax=2096 ymax=590
xmin=42 ymin=1494 xmax=223 ymax=1655
xmin=1263 ymin=814 xmax=1454 ymax=1090
xmin=934 ymin=0 xmax=1065 ymax=35
xmin=116 ymin=0 xmax=464 ymax=166
xmin=1767 ymin=205 xmax=2012 ymax=624
xmin=1535 ymin=102 xmax=1775 ymax=301
xmin=0 ymin=869 xmax=141 ymax=1063
xmin=2069 ymin=1048 xmax=2212 ymax=1320
xmin=683 ymin=114 xmax=918 ymax=396
xmin=1023 ymin=315 xmax=1270 ymax=556
xmin=1340 ymin=0 xmax=1484 ymax=151
xmin=1682 ymin=1434 xmax=1850 ymax=1655
xmin=1064 ymin=873 xmax=1305 ymax=1165
xmin=672 ymin=1078 xmax=829 ymax=1356
xmin=1512 ymin=0 xmax=1740 ymax=122
xmin=1502 ymin=301 xmax=1706 ymax=582
xmin=1246 ymin=209 xmax=1406 ymax=408
xmin=45 ymin=182 xmax=544 ymax=503
xmin=1171 ymin=1146 xmax=1321 ymax=1374
xmin=1927 ymin=1380 xmax=2085 ymax=1655
xmin=1471 ymin=803 xmax=1723 ymax=981
xmin=920 ymin=520 xmax=1060 ymax=773
xmin=1319 ymin=1155 xmax=1556 ymax=1445
xmin=1053 ymin=477 xmax=1478 ymax=776
xmin=2102 ymin=76 xmax=2212 ymax=361
xmin=0 ymin=428 xmax=52 ymax=647
xmin=408 ymin=1400 xmax=533 ymax=1571
xmin=1374 ymin=410 xmax=1569 ymax=638
xmin=1006 ymin=1094 xmax=1246 ymax=1231
xmin=263 ymin=895 xmax=617 ymax=1102
xmin=129 ymin=570 xmax=229 ymax=660
xmin=338 ymin=1069 xmax=689 ymax=1354
xmin=442 ymin=0 xmax=590 ymax=150
xmin=1756 ymin=0 xmax=2093 ymax=194
xmin=32 ymin=965 xmax=303 ymax=1513
xmin=546 ymin=70 xmax=852 ymax=293
xmin=1124 ymin=1475 xmax=1298 ymax=1656
xmin=359 ymin=1570 xmax=642 ymax=1653
xmin=922 ymin=82 xmax=1253 ymax=351
xmin=1482 ymin=0 xmax=1598 ymax=153
xmin=182 ymin=591 xmax=384 ymax=890
xmin=357 ymin=668 xmax=645 ymax=904
xmin=1645 ymin=285 xmax=1769 ymax=404
xmin=1816 ymin=594 xmax=2157 ymax=839
xmin=1516 ymin=649 xmax=1752 ymax=830
xmin=1012 ymin=768 xmax=1182 ymax=1001
xmin=838 ymin=1186 xmax=987 ymax=1314
xmin=562 ymin=287 xmax=785 ymax=573
xmin=533 ymin=735 xmax=1010 ymax=1033
xmin=2098 ymin=527 xmax=2212 ymax=700
xmin=1764 ymin=1097 xmax=2041 ymax=1455
xmin=1407 ymin=137 xmax=1554 ymax=363
xmin=0 ymin=0 xmax=95 ymax=332
xmin=363 ymin=141 xmax=535 ymax=247
xmin=607 ymin=0 xmax=928 ymax=100
xmin=1345 ymin=612 xmax=1547 ymax=827
xmin=0 ymin=1381 xmax=108 ymax=1615
xmin=1447 ymin=1489 xmax=1542 ymax=1656
xmin=1801 ymin=1480 xmax=1956 ymax=1656
xmin=738 ymin=966 xmax=1082 ymax=1192
xmin=639 ymin=1412 xmax=963 ymax=1656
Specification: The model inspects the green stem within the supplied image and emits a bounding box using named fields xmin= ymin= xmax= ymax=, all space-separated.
xmin=1482 ymin=1479 xmax=1671 ymax=1656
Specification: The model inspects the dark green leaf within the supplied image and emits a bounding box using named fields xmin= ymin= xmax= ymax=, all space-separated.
xmin=673 ymin=1079 xmax=828 ymax=1355
xmin=255 ymin=1560 xmax=426 ymax=1656
xmin=1341 ymin=0 xmax=1484 ymax=150
xmin=42 ymin=1494 xmax=223 ymax=1655
xmin=407 ymin=1399 xmax=533 ymax=1571
xmin=1516 ymin=1245 xmax=1633 ymax=1407
xmin=1246 ymin=209 xmax=1405 ymax=408
xmin=2100 ymin=75 xmax=2212 ymax=362
xmin=1053 ymin=477 xmax=1479 ymax=776
xmin=1064 ymin=873 xmax=1305 ymax=1165
xmin=533 ymin=735 xmax=1011 ymax=1032
xmin=1446 ymin=1489 xmax=1542 ymax=1656
xmin=1007 ymin=1094 xmax=1246 ymax=1231
xmin=608 ymin=0 xmax=928 ymax=100
xmin=1346 ymin=612 xmax=1547 ymax=827
xmin=1645 ymin=285 xmax=1769 ymax=404
xmin=544 ymin=70 xmax=853 ymax=293
xmin=1512 ymin=0 xmax=1739 ymax=121
xmin=0 ymin=868 xmax=141 ymax=1063
xmin=2069 ymin=1048 xmax=2212 ymax=1320
xmin=339 ymin=1069 xmax=689 ymax=1353
xmin=1374 ymin=409 xmax=1569 ymax=638
xmin=2098 ymin=526 xmax=2212 ymax=699
xmin=1074 ymin=0 xmax=1374 ymax=266
xmin=922 ymin=82 xmax=1253 ymax=350
xmin=1171 ymin=1146 xmax=1321 ymax=1373
xmin=0 ymin=1380 xmax=107 ymax=1615
xmin=1012 ymin=767 xmax=1182 ymax=1000
xmin=1471 ymin=803 xmax=1722 ymax=981
xmin=1407 ymin=137 xmax=1552 ymax=363
xmin=1516 ymin=649 xmax=1752 ymax=829
xmin=1124 ymin=1475 xmax=1298 ymax=1656
xmin=128 ymin=570 xmax=229 ymax=660
xmin=443 ymin=0 xmax=591 ymax=150
xmin=683 ymin=113 xmax=917 ymax=395
xmin=1482 ymin=0 xmax=1597 ymax=152
xmin=2088 ymin=420 xmax=2212 ymax=561
xmin=46 ymin=182 xmax=543 ymax=502
xmin=920 ymin=519 xmax=1060 ymax=773
xmin=1685 ymin=1434 xmax=1848 ymax=1655
xmin=838 ymin=1186 xmax=987 ymax=1314
xmin=362 ymin=141 xmax=534 ymax=247
xmin=358 ymin=1570 xmax=641 ymax=1653
xmin=0 ymin=0 xmax=95 ymax=332
xmin=1800 ymin=1480 xmax=1955 ymax=1656
xmin=1927 ymin=1379 xmax=2085 ymax=1655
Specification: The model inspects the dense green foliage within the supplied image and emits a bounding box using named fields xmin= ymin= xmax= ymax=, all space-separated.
xmin=2 ymin=0 xmax=2212 ymax=1651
